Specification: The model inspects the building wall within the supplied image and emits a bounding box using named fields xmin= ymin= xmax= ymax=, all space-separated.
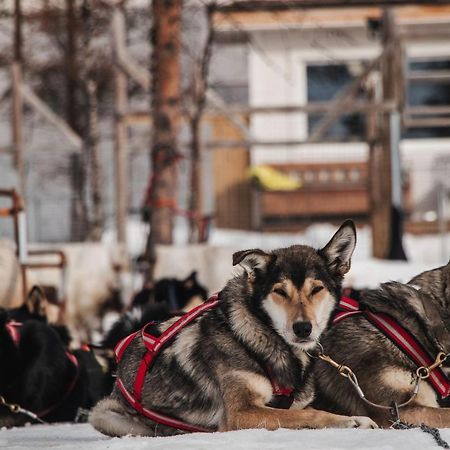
xmin=247 ymin=25 xmax=450 ymax=220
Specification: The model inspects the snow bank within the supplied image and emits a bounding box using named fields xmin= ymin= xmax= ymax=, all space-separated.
xmin=1 ymin=423 xmax=450 ymax=450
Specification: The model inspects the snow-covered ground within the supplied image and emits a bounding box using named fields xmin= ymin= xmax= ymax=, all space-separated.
xmin=2 ymin=423 xmax=450 ymax=450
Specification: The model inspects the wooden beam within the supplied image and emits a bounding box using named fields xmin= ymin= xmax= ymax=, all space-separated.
xmin=116 ymin=51 xmax=151 ymax=92
xmin=202 ymin=138 xmax=358 ymax=149
xmin=21 ymin=84 xmax=82 ymax=149
xmin=216 ymin=1 xmax=450 ymax=13
xmin=221 ymin=101 xmax=396 ymax=115
xmin=404 ymin=117 xmax=450 ymax=127
xmin=406 ymin=105 xmax=450 ymax=116
xmin=409 ymin=70 xmax=450 ymax=83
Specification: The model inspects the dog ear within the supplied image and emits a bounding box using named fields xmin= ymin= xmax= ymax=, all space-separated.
xmin=26 ymin=285 xmax=48 ymax=316
xmin=232 ymin=249 xmax=276 ymax=279
xmin=320 ymin=220 xmax=357 ymax=277
xmin=183 ymin=271 xmax=197 ymax=289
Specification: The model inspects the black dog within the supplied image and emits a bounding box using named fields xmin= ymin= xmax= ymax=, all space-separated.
xmin=131 ymin=271 xmax=208 ymax=310
xmin=0 ymin=287 xmax=108 ymax=427
xmin=103 ymin=271 xmax=208 ymax=351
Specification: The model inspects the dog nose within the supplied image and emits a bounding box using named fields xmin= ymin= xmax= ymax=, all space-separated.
xmin=293 ymin=321 xmax=312 ymax=338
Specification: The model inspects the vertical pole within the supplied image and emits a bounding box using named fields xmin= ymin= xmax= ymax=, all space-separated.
xmin=438 ymin=184 xmax=448 ymax=264
xmin=371 ymin=9 xmax=405 ymax=259
xmin=145 ymin=0 xmax=182 ymax=280
xmin=12 ymin=0 xmax=25 ymax=197
xmin=11 ymin=63 xmax=24 ymax=197
xmin=112 ymin=8 xmax=128 ymax=247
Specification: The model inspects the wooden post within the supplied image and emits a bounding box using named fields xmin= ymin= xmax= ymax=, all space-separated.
xmin=112 ymin=8 xmax=129 ymax=246
xmin=11 ymin=63 xmax=24 ymax=197
xmin=188 ymin=3 xmax=215 ymax=243
xmin=82 ymin=0 xmax=104 ymax=241
xmin=145 ymin=0 xmax=182 ymax=279
xmin=66 ymin=0 xmax=88 ymax=241
xmin=371 ymin=9 xmax=404 ymax=259
xmin=12 ymin=0 xmax=25 ymax=197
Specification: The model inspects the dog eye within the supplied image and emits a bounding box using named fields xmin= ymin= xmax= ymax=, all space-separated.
xmin=311 ymin=285 xmax=324 ymax=296
xmin=273 ymin=288 xmax=288 ymax=298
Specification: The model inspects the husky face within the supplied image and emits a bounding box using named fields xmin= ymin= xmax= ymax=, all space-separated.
xmin=262 ymin=276 xmax=336 ymax=350
xmin=233 ymin=220 xmax=357 ymax=351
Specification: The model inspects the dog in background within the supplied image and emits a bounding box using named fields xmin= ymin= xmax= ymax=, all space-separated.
xmin=102 ymin=271 xmax=208 ymax=351
xmin=0 ymin=287 xmax=108 ymax=427
xmin=314 ymin=260 xmax=450 ymax=428
xmin=90 ymin=220 xmax=377 ymax=437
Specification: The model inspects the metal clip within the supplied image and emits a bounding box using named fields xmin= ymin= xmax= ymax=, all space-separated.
xmin=318 ymin=354 xmax=354 ymax=378
xmin=0 ymin=395 xmax=20 ymax=413
xmin=416 ymin=352 xmax=447 ymax=379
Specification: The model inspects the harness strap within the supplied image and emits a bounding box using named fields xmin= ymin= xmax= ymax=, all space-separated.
xmin=334 ymin=297 xmax=450 ymax=398
xmin=5 ymin=321 xmax=22 ymax=346
xmin=116 ymin=378 xmax=211 ymax=433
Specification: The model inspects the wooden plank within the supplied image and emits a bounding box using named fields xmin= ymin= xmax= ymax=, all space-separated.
xmin=210 ymin=114 xmax=251 ymax=229
xmin=261 ymin=189 xmax=369 ymax=216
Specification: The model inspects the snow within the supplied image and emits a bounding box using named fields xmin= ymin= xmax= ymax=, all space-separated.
xmin=2 ymin=423 xmax=450 ymax=450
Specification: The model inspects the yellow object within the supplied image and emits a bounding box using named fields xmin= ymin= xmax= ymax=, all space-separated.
xmin=249 ymin=165 xmax=302 ymax=191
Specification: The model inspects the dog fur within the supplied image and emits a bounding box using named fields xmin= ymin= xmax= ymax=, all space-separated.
xmin=90 ymin=220 xmax=377 ymax=437
xmin=314 ymin=260 xmax=450 ymax=428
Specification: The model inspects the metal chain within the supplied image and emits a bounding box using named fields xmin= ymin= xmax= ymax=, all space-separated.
xmin=307 ymin=343 xmax=450 ymax=448
xmin=391 ymin=419 xmax=450 ymax=449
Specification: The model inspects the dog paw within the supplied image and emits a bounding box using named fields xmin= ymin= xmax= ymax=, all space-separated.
xmin=348 ymin=416 xmax=378 ymax=429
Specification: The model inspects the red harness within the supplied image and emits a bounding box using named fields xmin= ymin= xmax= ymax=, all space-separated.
xmin=114 ymin=293 xmax=295 ymax=433
xmin=4 ymin=320 xmax=80 ymax=418
xmin=5 ymin=321 xmax=21 ymax=346
xmin=334 ymin=297 xmax=450 ymax=398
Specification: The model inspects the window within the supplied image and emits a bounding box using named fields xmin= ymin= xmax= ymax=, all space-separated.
xmin=405 ymin=58 xmax=450 ymax=138
xmin=307 ymin=62 xmax=366 ymax=140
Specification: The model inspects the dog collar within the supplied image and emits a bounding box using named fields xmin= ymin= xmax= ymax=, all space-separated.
xmin=114 ymin=292 xmax=295 ymax=433
xmin=334 ymin=297 xmax=450 ymax=399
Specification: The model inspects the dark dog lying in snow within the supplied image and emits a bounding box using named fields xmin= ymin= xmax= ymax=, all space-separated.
xmin=90 ymin=221 xmax=377 ymax=437
xmin=102 ymin=271 xmax=208 ymax=351
xmin=0 ymin=287 xmax=108 ymax=427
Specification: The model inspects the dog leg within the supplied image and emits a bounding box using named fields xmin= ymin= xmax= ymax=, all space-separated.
xmin=223 ymin=406 xmax=377 ymax=431
xmin=89 ymin=397 xmax=153 ymax=437
xmin=398 ymin=406 xmax=450 ymax=428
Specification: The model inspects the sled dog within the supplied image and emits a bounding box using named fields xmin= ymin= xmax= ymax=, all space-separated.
xmin=314 ymin=260 xmax=450 ymax=428
xmin=90 ymin=220 xmax=376 ymax=436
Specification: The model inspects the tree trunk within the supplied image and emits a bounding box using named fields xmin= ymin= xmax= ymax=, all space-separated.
xmin=145 ymin=0 xmax=182 ymax=280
